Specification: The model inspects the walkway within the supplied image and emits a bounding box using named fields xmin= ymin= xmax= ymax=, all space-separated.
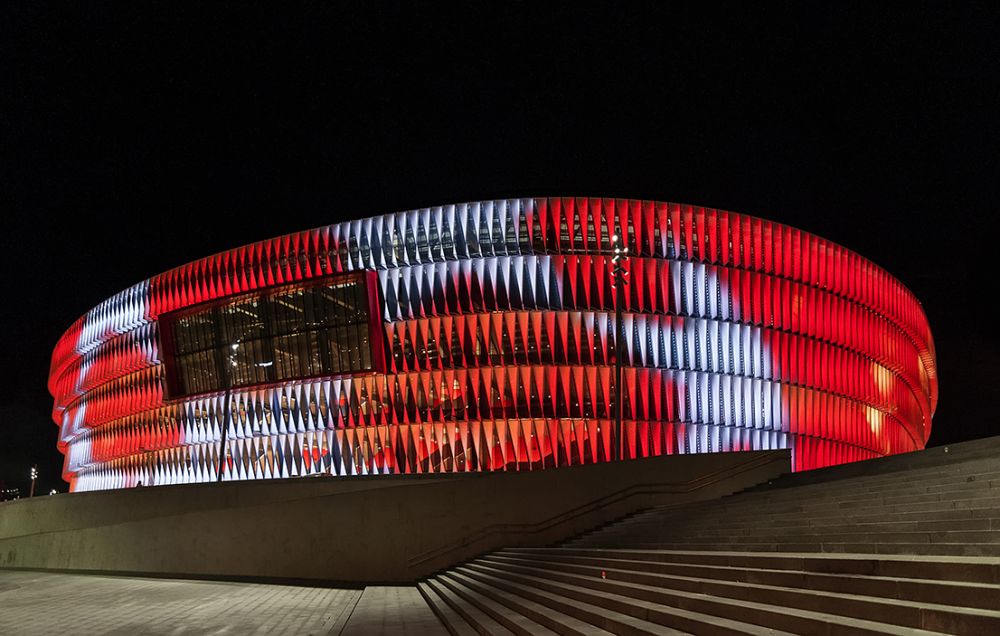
xmin=0 ymin=571 xmax=444 ymax=635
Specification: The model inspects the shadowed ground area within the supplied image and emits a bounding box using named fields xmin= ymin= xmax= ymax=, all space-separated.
xmin=0 ymin=571 xmax=443 ymax=635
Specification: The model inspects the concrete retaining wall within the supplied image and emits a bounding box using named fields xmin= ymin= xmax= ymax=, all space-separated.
xmin=0 ymin=450 xmax=789 ymax=583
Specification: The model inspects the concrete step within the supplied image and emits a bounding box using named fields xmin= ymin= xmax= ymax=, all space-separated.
xmin=680 ymin=460 xmax=1000 ymax=502
xmin=634 ymin=499 xmax=1000 ymax=529
xmin=441 ymin=570 xmax=619 ymax=635
xmin=417 ymin=581 xmax=480 ymax=636
xmin=650 ymin=485 xmax=1000 ymax=516
xmin=740 ymin=478 xmax=995 ymax=508
xmin=505 ymin=548 xmax=1000 ymax=585
xmin=741 ymin=463 xmax=1000 ymax=499
xmin=595 ymin=541 xmax=1000 ymax=557
xmin=597 ymin=518 xmax=1000 ymax=543
xmin=435 ymin=572 xmax=559 ymax=635
xmin=481 ymin=553 xmax=1000 ymax=627
xmin=611 ymin=518 xmax=1000 ymax=540
xmin=660 ymin=504 xmax=1000 ymax=528
xmin=423 ymin=577 xmax=515 ymax=635
xmin=588 ymin=480 xmax=1000 ymax=525
xmin=826 ymin=490 xmax=1000 ymax=509
xmin=626 ymin=529 xmax=1000 ymax=546
xmin=486 ymin=552 xmax=1000 ymax=611
xmin=890 ymin=497 xmax=1000 ymax=513
xmin=563 ymin=537 xmax=1000 ymax=557
xmin=601 ymin=513 xmax=1000 ymax=534
xmin=583 ymin=495 xmax=1000 ymax=537
xmin=455 ymin=564 xmax=802 ymax=635
xmin=569 ymin=503 xmax=1000 ymax=549
xmin=462 ymin=560 xmax=940 ymax=635
xmin=737 ymin=438 xmax=1000 ymax=489
xmin=449 ymin=567 xmax=690 ymax=635
xmin=729 ymin=481 xmax=1000 ymax=508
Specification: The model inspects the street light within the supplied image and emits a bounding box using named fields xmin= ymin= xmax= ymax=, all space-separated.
xmin=610 ymin=229 xmax=630 ymax=462
xmin=30 ymin=465 xmax=38 ymax=498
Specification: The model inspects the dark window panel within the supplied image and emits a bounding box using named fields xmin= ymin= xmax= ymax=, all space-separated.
xmin=164 ymin=276 xmax=375 ymax=398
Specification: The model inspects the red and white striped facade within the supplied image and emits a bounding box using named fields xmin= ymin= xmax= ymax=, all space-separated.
xmin=49 ymin=198 xmax=938 ymax=491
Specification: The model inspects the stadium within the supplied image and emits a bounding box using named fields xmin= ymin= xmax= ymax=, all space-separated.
xmin=48 ymin=198 xmax=938 ymax=492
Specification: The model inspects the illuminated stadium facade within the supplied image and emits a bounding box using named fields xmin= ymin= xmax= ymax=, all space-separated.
xmin=49 ymin=198 xmax=938 ymax=492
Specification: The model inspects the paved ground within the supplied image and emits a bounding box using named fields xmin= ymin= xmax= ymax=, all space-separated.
xmin=0 ymin=571 xmax=444 ymax=635
xmin=341 ymin=586 xmax=445 ymax=635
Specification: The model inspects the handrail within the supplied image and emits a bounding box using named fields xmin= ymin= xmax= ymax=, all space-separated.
xmin=407 ymin=450 xmax=788 ymax=570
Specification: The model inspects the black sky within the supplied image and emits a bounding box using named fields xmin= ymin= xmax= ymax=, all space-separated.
xmin=2 ymin=2 xmax=998 ymax=493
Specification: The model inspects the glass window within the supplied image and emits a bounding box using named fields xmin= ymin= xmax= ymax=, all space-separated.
xmin=163 ymin=274 xmax=375 ymax=398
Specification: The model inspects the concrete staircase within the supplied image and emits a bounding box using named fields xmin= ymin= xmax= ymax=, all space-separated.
xmin=419 ymin=437 xmax=1000 ymax=634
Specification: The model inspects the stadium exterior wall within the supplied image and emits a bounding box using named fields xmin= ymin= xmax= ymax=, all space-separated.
xmin=48 ymin=198 xmax=938 ymax=491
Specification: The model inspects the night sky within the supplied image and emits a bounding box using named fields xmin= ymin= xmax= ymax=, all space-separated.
xmin=2 ymin=3 xmax=998 ymax=494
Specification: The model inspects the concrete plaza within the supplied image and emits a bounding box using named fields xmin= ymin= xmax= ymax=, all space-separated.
xmin=0 ymin=570 xmax=444 ymax=635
